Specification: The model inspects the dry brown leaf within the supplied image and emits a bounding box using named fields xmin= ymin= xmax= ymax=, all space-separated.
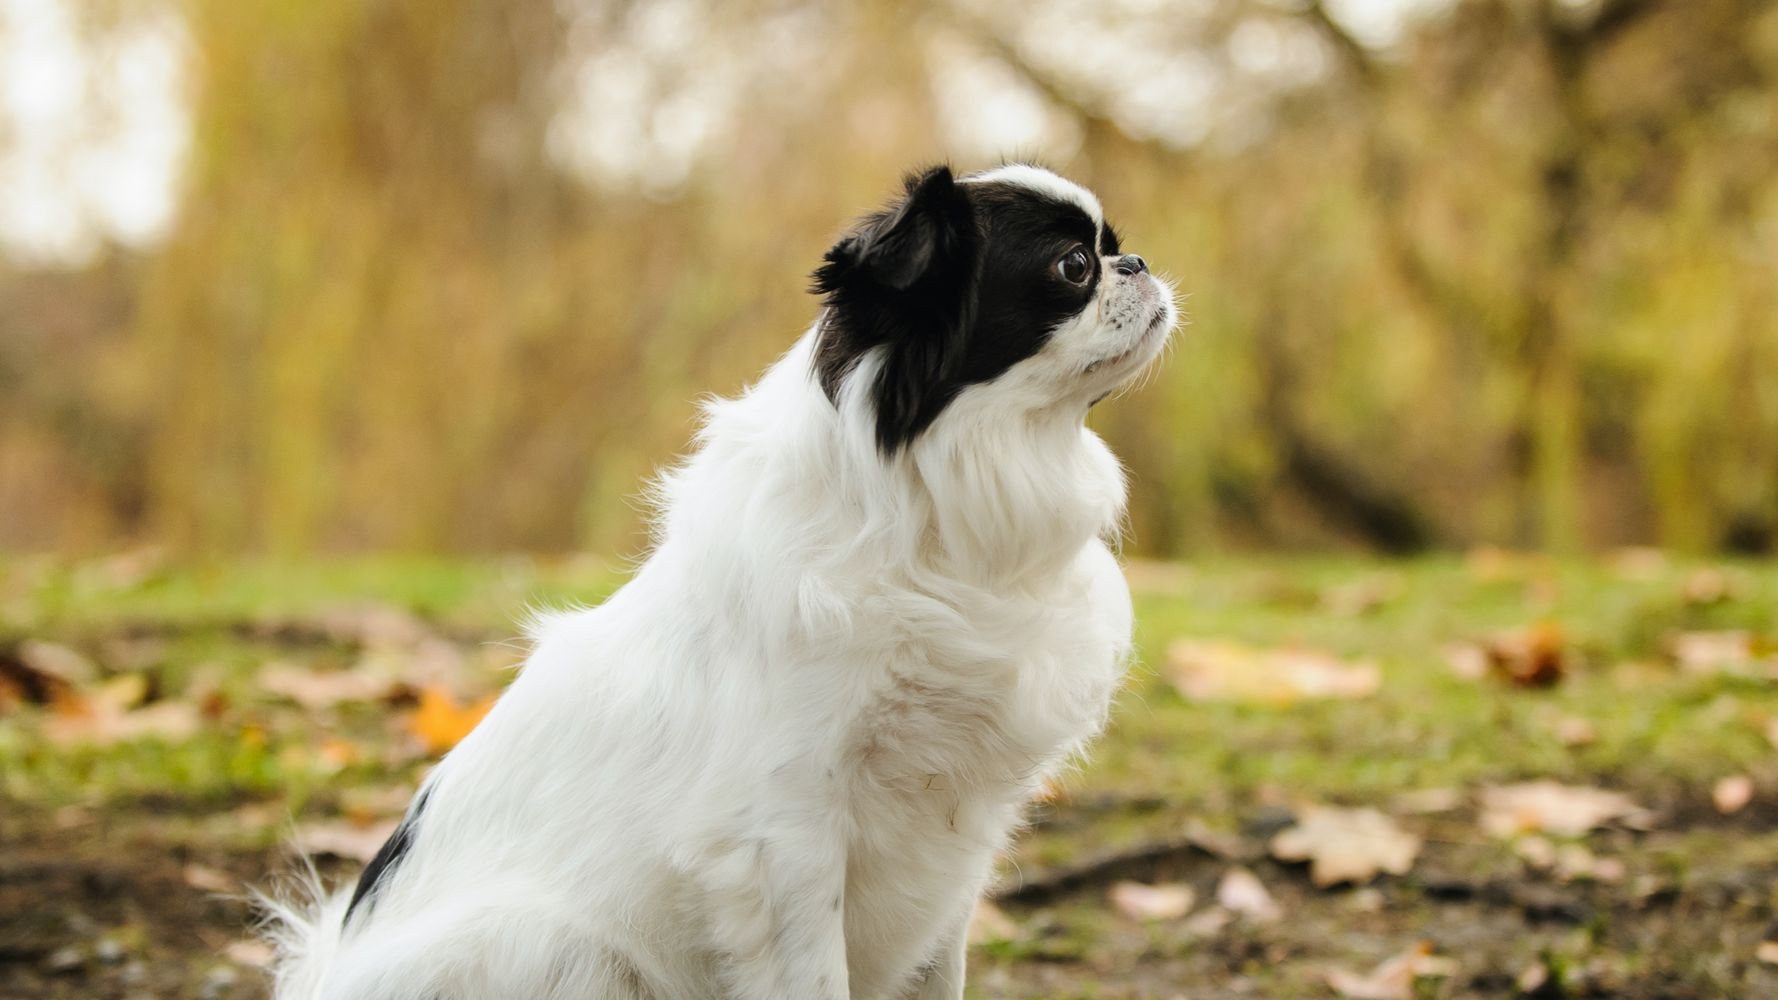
xmin=1671 ymin=631 xmax=1774 ymax=678
xmin=1182 ymin=906 xmax=1234 ymax=937
xmin=1553 ymin=715 xmax=1598 ymax=747
xmin=1327 ymin=942 xmax=1458 ymax=1000
xmin=1681 ymin=568 xmax=1741 ymax=605
xmin=1182 ymin=817 xmax=1253 ymax=860
xmin=1481 ymin=623 xmax=1568 ymax=687
xmin=182 ymin=864 xmax=235 ymax=893
xmin=1167 ymin=640 xmax=1380 ymax=705
xmin=1516 ymin=961 xmax=1552 ymax=992
xmin=43 ymin=699 xmax=201 ymax=747
xmin=260 ymin=662 xmax=400 ymax=709
xmin=1108 ymin=880 xmax=1195 ymax=921
xmin=1606 ymin=547 xmax=1667 ymax=580
xmin=91 ymin=672 xmax=152 ymax=711
xmin=1480 ymin=781 xmax=1645 ymax=838
xmin=1444 ymin=643 xmax=1490 ymax=681
xmin=1513 ymin=835 xmax=1557 ymax=870
xmin=1713 ymin=775 xmax=1754 ymax=815
xmin=223 ymin=939 xmax=275 ymax=968
xmin=1270 ymin=807 xmax=1421 ymax=887
xmin=1463 ymin=546 xmax=1548 ymax=582
xmin=408 ymin=685 xmax=496 ymax=755
xmin=1320 ymin=574 xmax=1400 ymax=617
xmin=1121 ymin=559 xmax=1192 ymax=595
xmin=966 ymin=899 xmax=1018 ymax=945
xmin=294 ymin=819 xmax=399 ymax=863
xmin=313 ymin=603 xmax=438 ymax=649
xmin=1215 ymin=867 xmax=1281 ymax=922
xmin=18 ymin=640 xmax=97 ymax=686
xmin=1391 ymin=788 xmax=1462 ymax=815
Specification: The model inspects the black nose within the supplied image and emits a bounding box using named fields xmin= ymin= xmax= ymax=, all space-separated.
xmin=1114 ymin=254 xmax=1147 ymax=276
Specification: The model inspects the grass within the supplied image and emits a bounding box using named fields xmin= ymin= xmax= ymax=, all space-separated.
xmin=3 ymin=551 xmax=1777 ymax=998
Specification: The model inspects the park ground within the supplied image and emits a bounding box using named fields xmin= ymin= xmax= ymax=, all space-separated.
xmin=3 ymin=552 xmax=1777 ymax=998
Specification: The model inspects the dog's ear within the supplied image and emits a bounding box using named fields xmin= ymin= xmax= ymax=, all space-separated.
xmin=812 ymin=166 xmax=978 ymax=454
xmin=813 ymin=166 xmax=972 ymax=295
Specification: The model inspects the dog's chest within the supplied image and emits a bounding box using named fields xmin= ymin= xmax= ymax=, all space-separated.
xmin=832 ymin=587 xmax=1125 ymax=994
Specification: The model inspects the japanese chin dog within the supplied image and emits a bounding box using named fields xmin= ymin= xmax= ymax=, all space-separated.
xmin=265 ymin=163 xmax=1178 ymax=1000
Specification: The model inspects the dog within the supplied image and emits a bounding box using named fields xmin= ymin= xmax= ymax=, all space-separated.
xmin=265 ymin=163 xmax=1177 ymax=999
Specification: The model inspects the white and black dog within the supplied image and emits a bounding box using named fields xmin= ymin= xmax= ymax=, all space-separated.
xmin=266 ymin=164 xmax=1177 ymax=999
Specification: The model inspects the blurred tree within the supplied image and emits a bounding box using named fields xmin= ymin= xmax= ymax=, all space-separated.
xmin=0 ymin=0 xmax=1773 ymax=555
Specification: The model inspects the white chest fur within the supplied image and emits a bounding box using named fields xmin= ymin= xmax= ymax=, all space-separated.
xmin=832 ymin=541 xmax=1132 ymax=997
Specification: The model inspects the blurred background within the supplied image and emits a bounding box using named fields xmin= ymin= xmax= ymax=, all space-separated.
xmin=6 ymin=2 xmax=1778 ymax=998
xmin=5 ymin=0 xmax=1775 ymax=561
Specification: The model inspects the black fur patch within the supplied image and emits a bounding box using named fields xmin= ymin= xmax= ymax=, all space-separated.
xmin=342 ymin=787 xmax=430 ymax=927
xmin=811 ymin=165 xmax=1109 ymax=453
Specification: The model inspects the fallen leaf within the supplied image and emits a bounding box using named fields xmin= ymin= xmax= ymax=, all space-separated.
xmin=1671 ymin=631 xmax=1773 ymax=678
xmin=967 ymin=899 xmax=1018 ymax=945
xmin=1109 ymin=880 xmax=1195 ymax=921
xmin=1327 ymin=942 xmax=1457 ymax=1000
xmin=1121 ymin=559 xmax=1192 ymax=595
xmin=1480 ymin=782 xmax=1646 ymax=838
xmin=260 ymin=662 xmax=400 ymax=709
xmin=223 ymin=939 xmax=275 ymax=968
xmin=1554 ymin=843 xmax=1601 ymax=881
xmin=1552 ymin=715 xmax=1598 ymax=747
xmin=1215 ymin=866 xmax=1281 ymax=922
xmin=1606 ymin=547 xmax=1667 ymax=580
xmin=18 ymin=640 xmax=97 ymax=685
xmin=43 ymin=699 xmax=201 ymax=747
xmin=1681 ymin=568 xmax=1741 ymax=605
xmin=1391 ymin=788 xmax=1462 ymax=815
xmin=407 ymin=685 xmax=495 ymax=755
xmin=293 ymin=819 xmax=399 ymax=863
xmin=1182 ymin=817 xmax=1253 ymax=860
xmin=1321 ymin=574 xmax=1400 ymax=617
xmin=1444 ymin=643 xmax=1490 ymax=681
xmin=1167 ymin=640 xmax=1380 ymax=705
xmin=1713 ymin=775 xmax=1754 ymax=815
xmin=1464 ymin=547 xmax=1549 ymax=582
xmin=1758 ymin=941 xmax=1778 ymax=966
xmin=182 ymin=865 xmax=235 ymax=893
xmin=1514 ymin=835 xmax=1557 ymax=870
xmin=1481 ymin=623 xmax=1568 ymax=687
xmin=1182 ymin=906 xmax=1234 ymax=936
xmin=91 ymin=672 xmax=152 ymax=711
xmin=1346 ymin=887 xmax=1384 ymax=912
xmin=1270 ymin=807 xmax=1421 ymax=886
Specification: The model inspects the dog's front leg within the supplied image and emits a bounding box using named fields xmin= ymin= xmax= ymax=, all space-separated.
xmin=910 ymin=905 xmax=969 ymax=1000
xmin=704 ymin=830 xmax=849 ymax=1000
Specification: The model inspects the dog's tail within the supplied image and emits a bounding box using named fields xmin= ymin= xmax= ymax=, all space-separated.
xmin=256 ymin=859 xmax=351 ymax=1000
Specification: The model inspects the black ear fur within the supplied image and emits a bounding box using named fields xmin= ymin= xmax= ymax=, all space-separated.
xmin=812 ymin=166 xmax=971 ymax=296
xmin=811 ymin=166 xmax=979 ymax=453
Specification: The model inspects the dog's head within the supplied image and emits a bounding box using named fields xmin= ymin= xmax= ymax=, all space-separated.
xmin=811 ymin=164 xmax=1176 ymax=453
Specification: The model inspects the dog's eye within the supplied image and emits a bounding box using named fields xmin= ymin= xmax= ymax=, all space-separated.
xmin=1055 ymin=248 xmax=1092 ymax=285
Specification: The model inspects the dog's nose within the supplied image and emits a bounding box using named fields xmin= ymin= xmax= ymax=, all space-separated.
xmin=1114 ymin=254 xmax=1148 ymax=276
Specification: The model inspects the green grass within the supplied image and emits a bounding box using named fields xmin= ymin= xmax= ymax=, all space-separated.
xmin=6 ymin=553 xmax=1778 ymax=998
xmin=4 ymin=553 xmax=1775 ymax=813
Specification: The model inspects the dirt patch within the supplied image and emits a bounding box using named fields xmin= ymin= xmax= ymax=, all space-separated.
xmin=6 ymin=799 xmax=1777 ymax=999
xmin=1 ymin=807 xmax=274 ymax=1000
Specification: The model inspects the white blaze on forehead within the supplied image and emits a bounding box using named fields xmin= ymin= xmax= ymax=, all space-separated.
xmin=961 ymin=164 xmax=1104 ymax=229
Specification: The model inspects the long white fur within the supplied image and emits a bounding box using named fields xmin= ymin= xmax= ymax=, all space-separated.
xmin=266 ymin=167 xmax=1177 ymax=1000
